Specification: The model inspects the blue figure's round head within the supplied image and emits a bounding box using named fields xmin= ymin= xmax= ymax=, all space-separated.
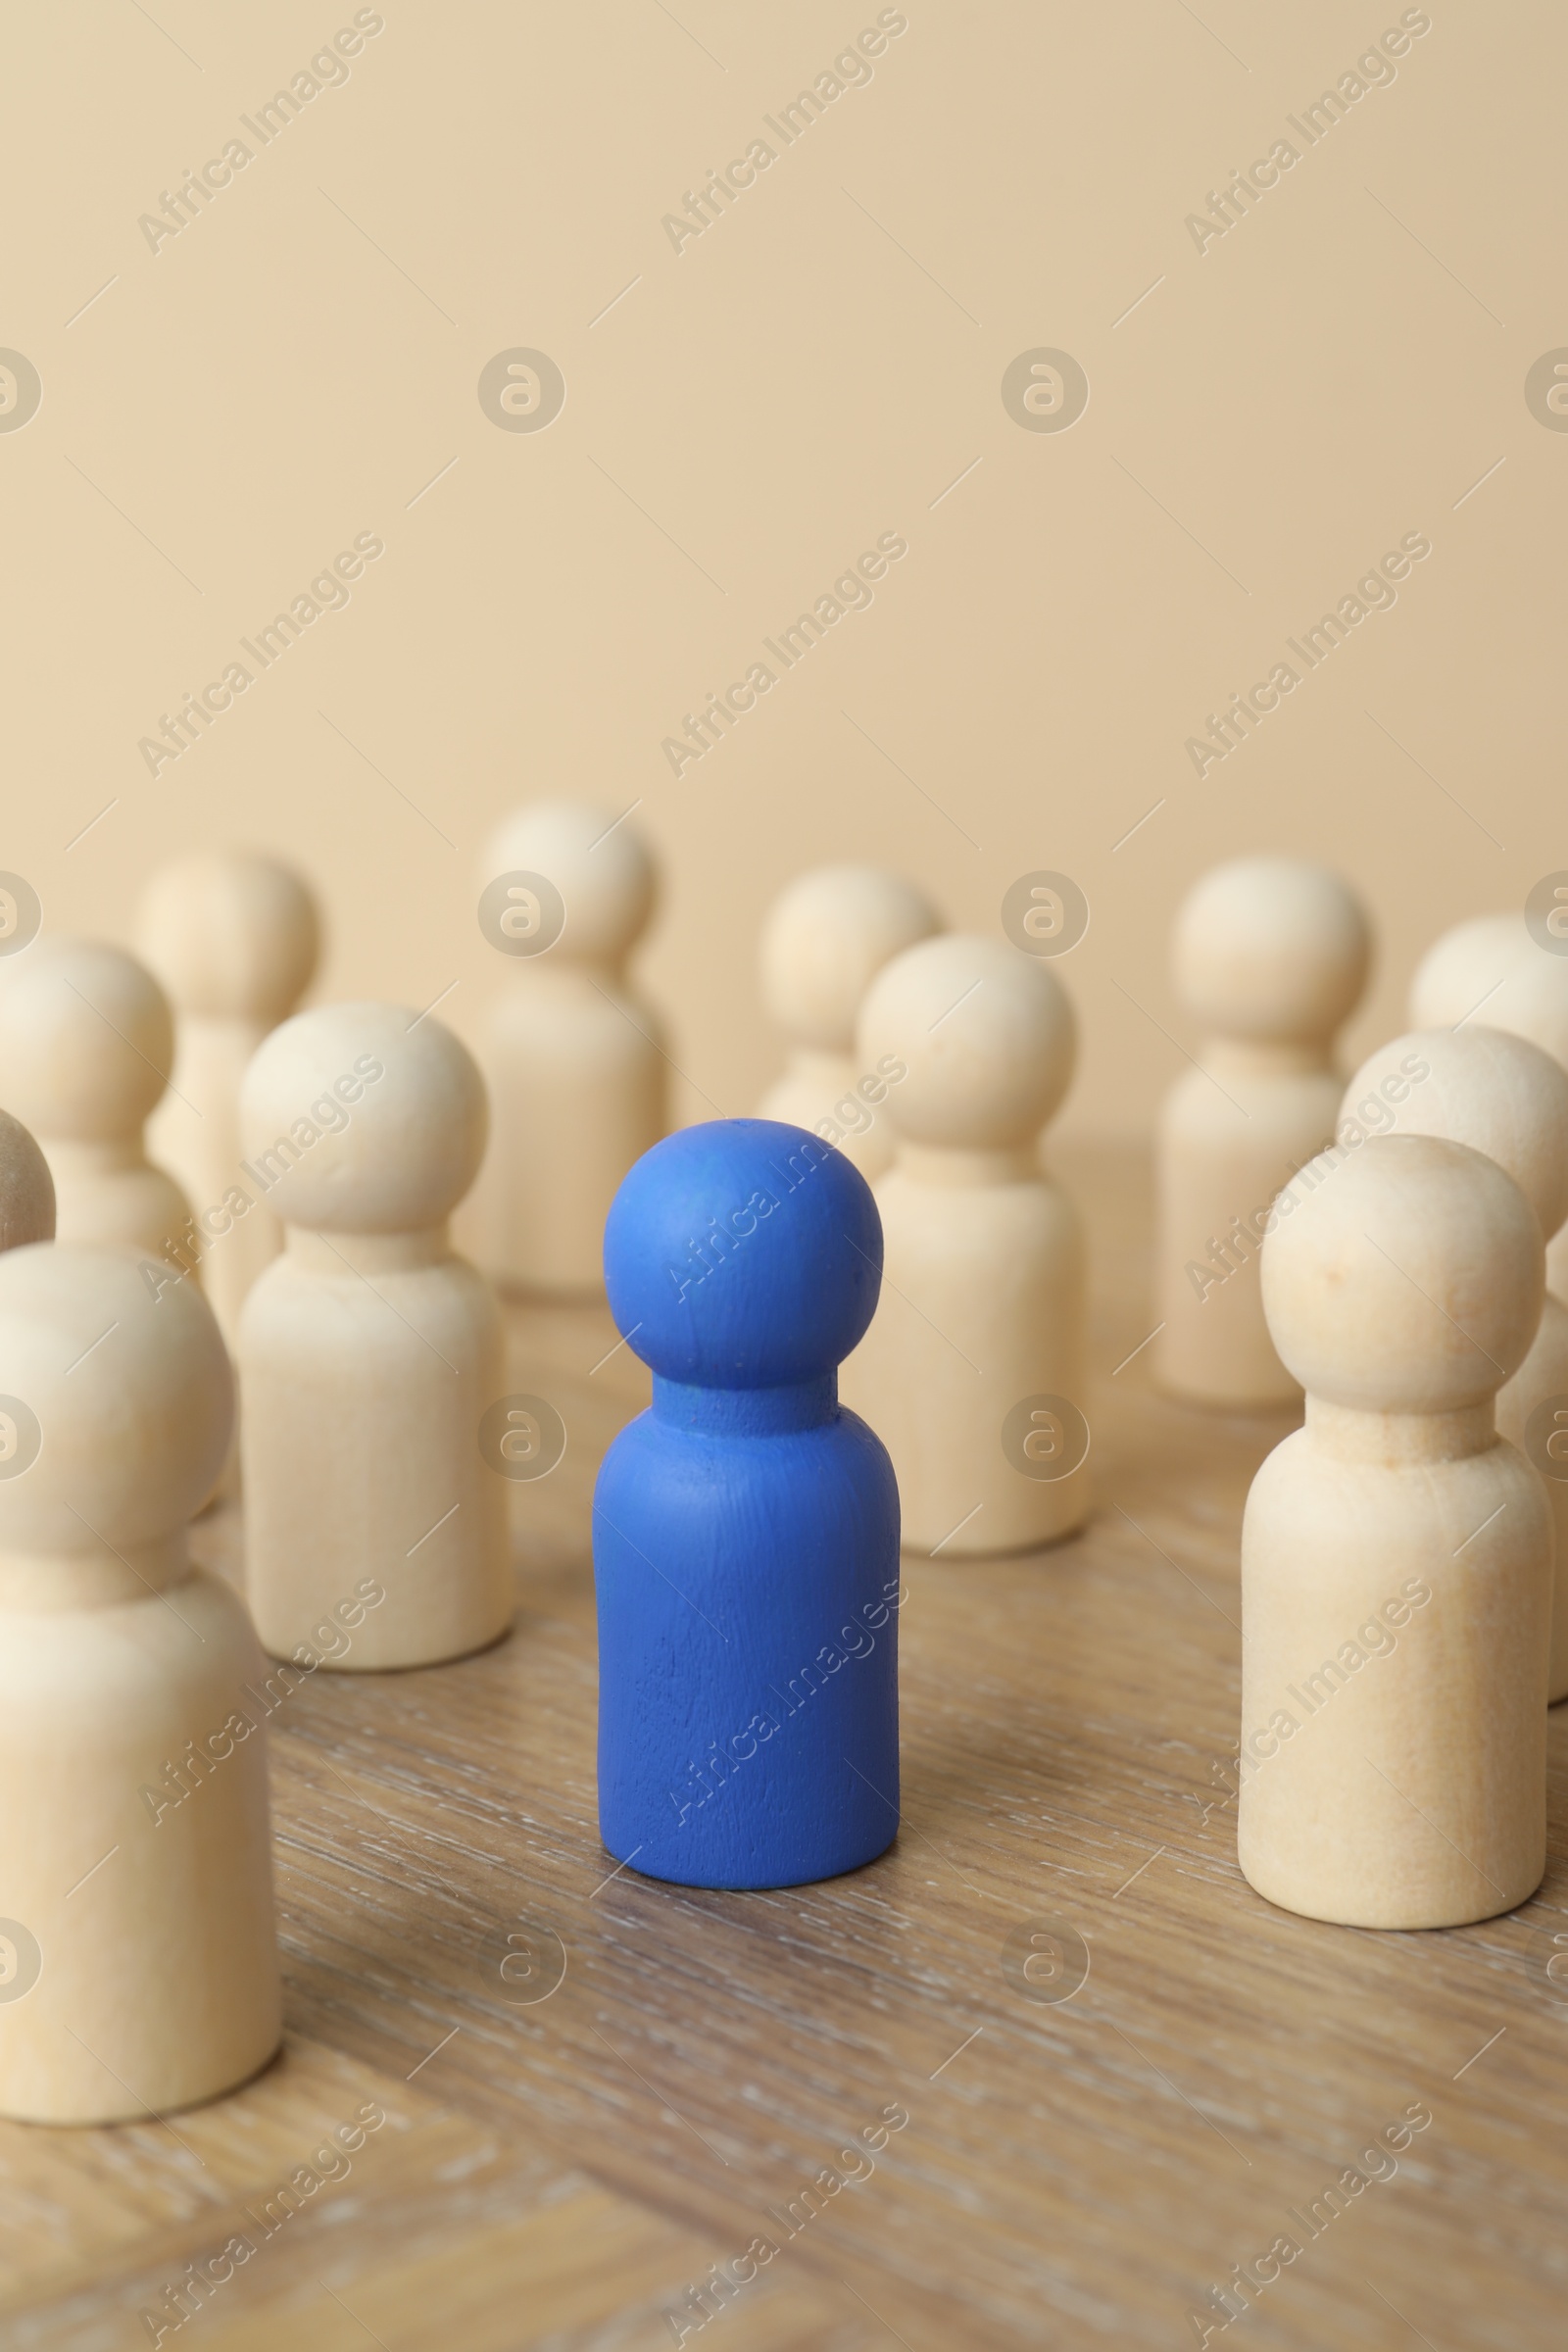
xmin=603 ymin=1120 xmax=882 ymax=1387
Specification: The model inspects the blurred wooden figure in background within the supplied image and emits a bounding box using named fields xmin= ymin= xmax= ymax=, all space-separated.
xmin=139 ymin=850 xmax=319 ymax=1348
xmin=475 ymin=801 xmax=663 ymax=1296
xmin=1410 ymin=908 xmax=1568 ymax=1297
xmin=758 ymin=864 xmax=939 ymax=1178
xmin=1155 ymin=858 xmax=1370 ymax=1408
xmin=0 ymin=939 xmax=191 ymax=1259
xmin=841 ymin=935 xmax=1089 ymax=1557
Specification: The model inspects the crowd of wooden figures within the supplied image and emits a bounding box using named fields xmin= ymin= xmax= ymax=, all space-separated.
xmin=0 ymin=810 xmax=1564 ymax=2126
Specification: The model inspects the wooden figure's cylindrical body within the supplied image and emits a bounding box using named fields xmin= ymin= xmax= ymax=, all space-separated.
xmin=475 ymin=801 xmax=664 ymax=1296
xmin=1239 ymin=1134 xmax=1549 ymax=1929
xmin=1239 ymin=1403 xmax=1547 ymax=1927
xmin=847 ymin=1146 xmax=1088 ymax=1553
xmin=1497 ymin=1295 xmax=1568 ymax=1701
xmin=147 ymin=1017 xmax=286 ymax=1346
xmin=238 ymin=1003 xmax=511 ymax=1670
xmin=481 ymin=964 xmax=663 ymax=1293
xmin=1155 ymin=1051 xmax=1342 ymax=1407
xmin=1153 ymin=859 xmax=1370 ymax=1409
xmin=0 ymin=1246 xmax=280 ymax=2124
xmin=0 ymin=1551 xmax=282 ymax=2123
xmin=597 ymin=1375 xmax=901 ymax=1886
xmin=241 ymin=1228 xmax=509 ymax=1667
xmin=595 ymin=1120 xmax=900 ymax=1888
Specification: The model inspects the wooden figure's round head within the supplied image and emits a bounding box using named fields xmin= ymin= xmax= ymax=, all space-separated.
xmin=1409 ymin=912 xmax=1568 ymax=1070
xmin=1341 ymin=1027 xmax=1568 ymax=1244
xmin=0 ymin=939 xmax=173 ymax=1142
xmin=0 ymin=1243 xmax=231 ymax=1554
xmin=0 ymin=1109 xmax=54 ymax=1252
xmin=760 ymin=865 xmax=939 ymax=1052
xmin=604 ymin=1119 xmax=882 ymax=1388
xmin=1262 ymin=1134 xmax=1543 ymax=1414
xmin=240 ymin=1003 xmax=488 ymax=1233
xmin=482 ymin=800 xmax=655 ymax=964
xmin=856 ymin=935 xmax=1075 ymax=1149
xmin=138 ymin=849 xmax=319 ymax=1023
xmin=1173 ymin=858 xmax=1370 ymax=1045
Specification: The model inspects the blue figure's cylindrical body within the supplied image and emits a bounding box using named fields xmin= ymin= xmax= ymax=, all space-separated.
xmin=595 ymin=1119 xmax=901 ymax=1889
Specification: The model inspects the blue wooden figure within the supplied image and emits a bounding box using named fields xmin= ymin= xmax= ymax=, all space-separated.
xmin=595 ymin=1118 xmax=901 ymax=1888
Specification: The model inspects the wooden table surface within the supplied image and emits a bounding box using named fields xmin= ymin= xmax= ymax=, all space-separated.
xmin=3 ymin=1143 xmax=1564 ymax=2352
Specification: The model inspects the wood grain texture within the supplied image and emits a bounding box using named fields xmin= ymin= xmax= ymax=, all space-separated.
xmin=2 ymin=1142 xmax=1564 ymax=2349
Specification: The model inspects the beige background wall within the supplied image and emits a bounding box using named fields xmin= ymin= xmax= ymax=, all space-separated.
xmin=5 ymin=0 xmax=1562 ymax=1135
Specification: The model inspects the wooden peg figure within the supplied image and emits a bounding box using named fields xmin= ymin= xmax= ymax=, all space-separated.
xmin=1240 ymin=1133 xmax=1548 ymax=1929
xmin=1155 ymin=858 xmax=1370 ymax=1407
xmin=139 ymin=851 xmax=319 ymax=1348
xmin=839 ymin=934 xmax=1088 ymax=1556
xmin=0 ymin=939 xmax=191 ymax=1257
xmin=1342 ymin=1025 xmax=1568 ymax=1702
xmin=475 ymin=799 xmax=663 ymax=1295
xmin=758 ymin=865 xmax=940 ymax=1177
xmin=0 ymin=1107 xmax=54 ymax=1252
xmin=596 ymin=1118 xmax=900 ymax=1887
xmin=1410 ymin=910 xmax=1568 ymax=1296
xmin=238 ymin=1004 xmax=511 ymax=1668
xmin=0 ymin=1245 xmax=280 ymax=2122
